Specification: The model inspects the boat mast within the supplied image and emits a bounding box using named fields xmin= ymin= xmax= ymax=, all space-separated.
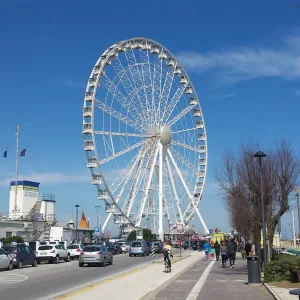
xmin=14 ymin=124 xmax=20 ymax=216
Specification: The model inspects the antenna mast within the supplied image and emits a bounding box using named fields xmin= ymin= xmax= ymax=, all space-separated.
xmin=14 ymin=124 xmax=20 ymax=216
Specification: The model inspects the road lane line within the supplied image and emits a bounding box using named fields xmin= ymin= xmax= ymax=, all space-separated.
xmin=185 ymin=260 xmax=216 ymax=300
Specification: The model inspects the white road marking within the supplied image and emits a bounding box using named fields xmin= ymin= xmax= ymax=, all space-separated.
xmin=0 ymin=274 xmax=28 ymax=284
xmin=185 ymin=260 xmax=216 ymax=300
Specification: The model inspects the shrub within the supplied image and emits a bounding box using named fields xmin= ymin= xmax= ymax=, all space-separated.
xmin=264 ymin=254 xmax=300 ymax=282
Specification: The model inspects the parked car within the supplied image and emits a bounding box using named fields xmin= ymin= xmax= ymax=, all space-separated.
xmin=0 ymin=248 xmax=13 ymax=270
xmin=79 ymin=245 xmax=113 ymax=267
xmin=118 ymin=242 xmax=130 ymax=253
xmin=150 ymin=242 xmax=163 ymax=253
xmin=35 ymin=244 xmax=71 ymax=264
xmin=113 ymin=243 xmax=122 ymax=254
xmin=2 ymin=243 xmax=37 ymax=269
xmin=67 ymin=244 xmax=85 ymax=260
xmin=129 ymin=240 xmax=150 ymax=257
xmin=106 ymin=242 xmax=116 ymax=255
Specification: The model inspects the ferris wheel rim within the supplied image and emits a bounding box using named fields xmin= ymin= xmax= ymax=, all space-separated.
xmin=83 ymin=37 xmax=208 ymax=231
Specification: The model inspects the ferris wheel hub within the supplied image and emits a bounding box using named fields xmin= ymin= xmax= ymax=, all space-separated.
xmin=160 ymin=125 xmax=172 ymax=145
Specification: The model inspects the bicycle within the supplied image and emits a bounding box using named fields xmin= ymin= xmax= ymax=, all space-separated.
xmin=164 ymin=258 xmax=171 ymax=273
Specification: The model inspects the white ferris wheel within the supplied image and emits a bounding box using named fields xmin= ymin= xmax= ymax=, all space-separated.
xmin=82 ymin=38 xmax=209 ymax=240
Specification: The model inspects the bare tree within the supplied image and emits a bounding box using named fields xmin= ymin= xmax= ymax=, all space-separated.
xmin=217 ymin=139 xmax=300 ymax=258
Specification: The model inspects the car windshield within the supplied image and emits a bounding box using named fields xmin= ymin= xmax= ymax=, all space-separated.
xmin=131 ymin=242 xmax=141 ymax=247
xmin=153 ymin=242 xmax=160 ymax=246
xmin=67 ymin=245 xmax=79 ymax=249
xmin=38 ymin=246 xmax=53 ymax=250
xmin=83 ymin=246 xmax=100 ymax=252
xmin=2 ymin=246 xmax=16 ymax=254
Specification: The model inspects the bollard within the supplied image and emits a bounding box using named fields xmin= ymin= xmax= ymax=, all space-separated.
xmin=247 ymin=256 xmax=261 ymax=285
xmin=151 ymin=245 xmax=155 ymax=258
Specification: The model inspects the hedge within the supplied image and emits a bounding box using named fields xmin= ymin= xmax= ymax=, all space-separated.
xmin=264 ymin=254 xmax=300 ymax=283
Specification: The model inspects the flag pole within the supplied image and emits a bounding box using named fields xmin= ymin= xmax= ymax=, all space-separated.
xmin=14 ymin=124 xmax=20 ymax=216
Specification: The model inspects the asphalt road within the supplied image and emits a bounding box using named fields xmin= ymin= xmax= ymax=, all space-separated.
xmin=0 ymin=251 xmax=173 ymax=300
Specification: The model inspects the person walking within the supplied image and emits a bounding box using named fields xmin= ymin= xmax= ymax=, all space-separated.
xmin=220 ymin=240 xmax=228 ymax=268
xmin=214 ymin=241 xmax=220 ymax=261
xmin=202 ymin=240 xmax=210 ymax=261
xmin=228 ymin=238 xmax=237 ymax=268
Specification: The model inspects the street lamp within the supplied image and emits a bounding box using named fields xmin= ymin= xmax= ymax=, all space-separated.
xmin=253 ymin=151 xmax=267 ymax=271
xmin=75 ymin=204 xmax=80 ymax=242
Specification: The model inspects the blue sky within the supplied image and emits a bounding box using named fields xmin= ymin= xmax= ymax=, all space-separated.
xmin=1 ymin=0 xmax=300 ymax=236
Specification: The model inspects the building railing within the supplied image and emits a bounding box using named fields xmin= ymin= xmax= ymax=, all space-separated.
xmin=0 ymin=212 xmax=56 ymax=223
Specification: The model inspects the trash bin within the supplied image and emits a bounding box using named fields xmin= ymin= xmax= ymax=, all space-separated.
xmin=247 ymin=256 xmax=261 ymax=284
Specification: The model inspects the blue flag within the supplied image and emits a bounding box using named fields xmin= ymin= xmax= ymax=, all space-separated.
xmin=19 ymin=149 xmax=27 ymax=157
xmin=3 ymin=150 xmax=7 ymax=158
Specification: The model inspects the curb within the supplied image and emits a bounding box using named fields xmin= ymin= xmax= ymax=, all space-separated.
xmin=264 ymin=283 xmax=281 ymax=300
xmin=141 ymin=253 xmax=205 ymax=300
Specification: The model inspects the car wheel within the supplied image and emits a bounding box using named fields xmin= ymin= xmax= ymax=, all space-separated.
xmin=71 ymin=257 xmax=75 ymax=261
xmin=64 ymin=255 xmax=70 ymax=262
xmin=17 ymin=260 xmax=23 ymax=269
xmin=7 ymin=261 xmax=13 ymax=270
xmin=37 ymin=261 xmax=41 ymax=264
xmin=101 ymin=258 xmax=106 ymax=267
xmin=79 ymin=262 xmax=84 ymax=267
xmin=55 ymin=255 xmax=59 ymax=264
xmin=109 ymin=257 xmax=113 ymax=265
xmin=32 ymin=259 xmax=38 ymax=267
xmin=129 ymin=254 xmax=132 ymax=257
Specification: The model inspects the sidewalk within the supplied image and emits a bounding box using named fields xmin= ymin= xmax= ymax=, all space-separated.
xmin=265 ymin=283 xmax=300 ymax=300
xmin=56 ymin=251 xmax=204 ymax=300
xmin=146 ymin=254 xmax=273 ymax=300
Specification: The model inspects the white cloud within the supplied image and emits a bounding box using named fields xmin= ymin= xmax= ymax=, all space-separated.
xmin=63 ymin=79 xmax=85 ymax=88
xmin=0 ymin=172 xmax=89 ymax=186
xmin=177 ymin=35 xmax=300 ymax=82
xmin=216 ymin=92 xmax=237 ymax=100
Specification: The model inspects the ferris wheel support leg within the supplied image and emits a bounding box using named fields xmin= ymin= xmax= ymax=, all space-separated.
xmin=158 ymin=142 xmax=164 ymax=242
xmin=101 ymin=212 xmax=112 ymax=234
xmin=167 ymin=149 xmax=209 ymax=234
xmin=165 ymin=155 xmax=184 ymax=224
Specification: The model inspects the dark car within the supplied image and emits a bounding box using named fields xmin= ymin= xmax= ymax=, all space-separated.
xmin=113 ymin=243 xmax=122 ymax=254
xmin=106 ymin=242 xmax=116 ymax=255
xmin=2 ymin=243 xmax=37 ymax=269
xmin=151 ymin=242 xmax=163 ymax=253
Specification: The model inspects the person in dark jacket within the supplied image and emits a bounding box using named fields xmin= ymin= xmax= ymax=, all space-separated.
xmin=227 ymin=238 xmax=237 ymax=268
xmin=245 ymin=241 xmax=252 ymax=257
xmin=214 ymin=241 xmax=221 ymax=261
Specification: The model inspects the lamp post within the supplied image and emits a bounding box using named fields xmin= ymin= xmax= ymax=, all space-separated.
xmin=295 ymin=189 xmax=300 ymax=237
xmin=75 ymin=204 xmax=80 ymax=242
xmin=253 ymin=151 xmax=267 ymax=271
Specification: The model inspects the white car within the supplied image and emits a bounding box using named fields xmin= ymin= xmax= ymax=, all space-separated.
xmin=36 ymin=244 xmax=71 ymax=264
xmin=67 ymin=244 xmax=85 ymax=259
xmin=0 ymin=248 xmax=13 ymax=270
xmin=118 ymin=242 xmax=130 ymax=253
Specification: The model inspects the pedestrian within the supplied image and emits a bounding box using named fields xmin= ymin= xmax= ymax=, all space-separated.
xmin=245 ymin=241 xmax=252 ymax=257
xmin=202 ymin=240 xmax=210 ymax=261
xmin=227 ymin=238 xmax=237 ymax=268
xmin=214 ymin=241 xmax=220 ymax=261
xmin=251 ymin=242 xmax=256 ymax=256
xmin=209 ymin=247 xmax=215 ymax=260
xmin=220 ymin=240 xmax=228 ymax=268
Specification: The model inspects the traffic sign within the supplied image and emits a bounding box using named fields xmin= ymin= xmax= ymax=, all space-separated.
xmin=94 ymin=227 xmax=100 ymax=233
xmin=209 ymin=229 xmax=213 ymax=234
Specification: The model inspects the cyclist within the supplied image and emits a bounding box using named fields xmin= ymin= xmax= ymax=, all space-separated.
xmin=163 ymin=241 xmax=173 ymax=270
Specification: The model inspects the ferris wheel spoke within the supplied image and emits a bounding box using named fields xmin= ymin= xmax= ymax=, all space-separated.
xmin=165 ymin=155 xmax=184 ymax=224
xmin=95 ymin=99 xmax=143 ymax=132
xmin=171 ymin=140 xmax=199 ymax=154
xmin=167 ymin=104 xmax=196 ymax=127
xmin=159 ymin=67 xmax=174 ymax=125
xmin=161 ymin=83 xmax=188 ymax=125
xmin=99 ymin=140 xmax=145 ymax=165
xmin=172 ymin=128 xmax=197 ymax=134
xmin=135 ymin=143 xmax=159 ymax=227
xmin=109 ymin=146 xmax=144 ymax=194
xmin=152 ymin=54 xmax=163 ymax=125
xmin=169 ymin=146 xmax=198 ymax=174
xmin=167 ymin=149 xmax=209 ymax=233
xmin=95 ymin=131 xmax=148 ymax=138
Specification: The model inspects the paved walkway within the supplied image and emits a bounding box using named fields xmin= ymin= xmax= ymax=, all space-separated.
xmin=147 ymin=255 xmax=273 ymax=300
xmin=265 ymin=283 xmax=300 ymax=300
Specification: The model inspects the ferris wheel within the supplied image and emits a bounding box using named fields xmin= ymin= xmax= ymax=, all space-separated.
xmin=82 ymin=38 xmax=209 ymax=240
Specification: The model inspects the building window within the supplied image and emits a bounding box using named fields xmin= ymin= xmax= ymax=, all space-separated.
xmin=6 ymin=232 xmax=12 ymax=238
